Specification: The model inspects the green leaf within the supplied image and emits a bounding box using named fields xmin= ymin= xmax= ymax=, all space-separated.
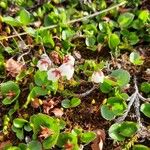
xmin=99 ymin=22 xmax=110 ymax=33
xmin=101 ymin=97 xmax=127 ymax=120
xmin=1 ymin=81 xmax=20 ymax=105
xmin=61 ymin=98 xmax=81 ymax=108
xmin=109 ymin=121 xmax=138 ymax=141
xmin=0 ymin=1 xmax=7 ymax=9
xmin=46 ymin=80 xmax=58 ymax=92
xmin=129 ymin=51 xmax=144 ymax=65
xmin=108 ymin=123 xmax=125 ymax=141
xmin=13 ymin=118 xmax=28 ymax=128
xmin=132 ymin=144 xmax=150 ymax=150
xmin=140 ymin=103 xmax=150 ymax=118
xmin=70 ymin=97 xmax=81 ymax=107
xmin=132 ymin=19 xmax=144 ymax=29
xmin=16 ymin=129 xmax=24 ymax=140
xmin=108 ymin=33 xmax=120 ymax=50
xmin=24 ymin=27 xmax=36 ymax=36
xmin=62 ymin=29 xmax=75 ymax=40
xmin=80 ymin=132 xmax=96 ymax=144
xmin=8 ymin=108 xmax=17 ymax=116
xmin=28 ymin=141 xmax=42 ymax=150
xmin=24 ymin=86 xmax=48 ymax=108
xmin=141 ymin=82 xmax=150 ymax=94
xmin=138 ymin=10 xmax=149 ymax=23
xmin=110 ymin=69 xmax=130 ymax=87
xmin=16 ymin=70 xmax=27 ymax=82
xmin=58 ymin=119 xmax=66 ymax=130
xmin=44 ymin=12 xmax=59 ymax=26
xmin=32 ymin=86 xmax=48 ymax=96
xmin=4 ymin=47 xmax=15 ymax=54
xmin=85 ymin=36 xmax=96 ymax=47
xmin=24 ymin=124 xmax=32 ymax=132
xmin=83 ymin=24 xmax=98 ymax=35
xmin=100 ymin=81 xmax=112 ymax=93
xmin=20 ymin=9 xmax=31 ymax=25
xmin=0 ymin=54 xmax=4 ymax=72
xmin=56 ymin=132 xmax=79 ymax=150
xmin=18 ymin=143 xmax=27 ymax=150
xmin=30 ymin=113 xmax=60 ymax=149
xmin=119 ymin=122 xmax=138 ymax=137
xmin=101 ymin=105 xmax=115 ymax=120
xmin=118 ymin=12 xmax=134 ymax=28
xmin=35 ymin=30 xmax=54 ymax=47
xmin=5 ymin=146 xmax=21 ymax=150
xmin=34 ymin=70 xmax=48 ymax=86
xmin=2 ymin=16 xmax=21 ymax=26
xmin=127 ymin=32 xmax=139 ymax=45
xmin=107 ymin=97 xmax=127 ymax=115
xmin=61 ymin=99 xmax=70 ymax=108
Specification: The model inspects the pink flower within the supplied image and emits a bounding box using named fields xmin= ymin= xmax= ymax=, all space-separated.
xmin=91 ymin=70 xmax=104 ymax=83
xmin=59 ymin=63 xmax=74 ymax=80
xmin=63 ymin=54 xmax=75 ymax=65
xmin=47 ymin=68 xmax=61 ymax=81
xmin=37 ymin=54 xmax=52 ymax=71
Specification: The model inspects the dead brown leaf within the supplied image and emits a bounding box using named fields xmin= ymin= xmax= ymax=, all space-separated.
xmin=51 ymin=108 xmax=64 ymax=118
xmin=5 ymin=58 xmax=23 ymax=77
xmin=50 ymin=51 xmax=61 ymax=65
xmin=43 ymin=99 xmax=55 ymax=114
xmin=91 ymin=129 xmax=106 ymax=150
xmin=31 ymin=98 xmax=42 ymax=108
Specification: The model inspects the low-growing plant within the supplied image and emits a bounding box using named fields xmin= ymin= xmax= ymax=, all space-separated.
xmin=101 ymin=96 xmax=127 ymax=120
xmin=0 ymin=0 xmax=150 ymax=149
xmin=23 ymin=70 xmax=58 ymax=108
xmin=0 ymin=81 xmax=20 ymax=105
xmin=12 ymin=118 xmax=32 ymax=140
xmin=61 ymin=97 xmax=81 ymax=108
xmin=109 ymin=121 xmax=139 ymax=141
xmin=30 ymin=113 xmax=60 ymax=149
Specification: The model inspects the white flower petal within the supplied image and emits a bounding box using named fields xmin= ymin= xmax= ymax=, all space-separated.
xmin=59 ymin=63 xmax=74 ymax=80
xmin=37 ymin=60 xmax=48 ymax=71
xmin=91 ymin=70 xmax=104 ymax=83
xmin=37 ymin=54 xmax=52 ymax=71
xmin=63 ymin=54 xmax=75 ymax=65
xmin=47 ymin=68 xmax=61 ymax=81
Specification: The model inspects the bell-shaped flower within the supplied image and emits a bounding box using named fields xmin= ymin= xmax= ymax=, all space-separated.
xmin=37 ymin=54 xmax=52 ymax=71
xmin=63 ymin=54 xmax=75 ymax=65
xmin=91 ymin=70 xmax=104 ymax=83
xmin=47 ymin=68 xmax=61 ymax=82
xmin=59 ymin=63 xmax=74 ymax=80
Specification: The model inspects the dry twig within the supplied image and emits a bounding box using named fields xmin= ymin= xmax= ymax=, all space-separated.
xmin=116 ymin=77 xmax=149 ymax=125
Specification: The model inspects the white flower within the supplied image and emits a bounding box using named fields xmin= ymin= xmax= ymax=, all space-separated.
xmin=47 ymin=68 xmax=61 ymax=81
xmin=59 ymin=63 xmax=74 ymax=80
xmin=91 ymin=70 xmax=104 ymax=83
xmin=63 ymin=54 xmax=75 ymax=65
xmin=37 ymin=54 xmax=52 ymax=71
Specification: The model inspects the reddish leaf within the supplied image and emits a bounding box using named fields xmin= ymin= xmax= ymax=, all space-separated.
xmin=31 ymin=98 xmax=42 ymax=108
xmin=64 ymin=140 xmax=74 ymax=150
xmin=38 ymin=126 xmax=53 ymax=140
